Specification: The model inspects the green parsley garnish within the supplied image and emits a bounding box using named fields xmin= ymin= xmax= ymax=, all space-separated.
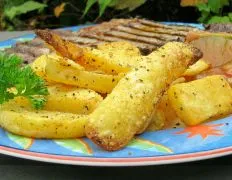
xmin=0 ymin=52 xmax=49 ymax=109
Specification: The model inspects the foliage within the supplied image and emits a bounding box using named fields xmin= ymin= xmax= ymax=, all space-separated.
xmin=196 ymin=0 xmax=232 ymax=24
xmin=0 ymin=0 xmax=231 ymax=31
xmin=4 ymin=1 xmax=47 ymax=20
xmin=83 ymin=0 xmax=146 ymax=17
xmin=0 ymin=0 xmax=146 ymax=31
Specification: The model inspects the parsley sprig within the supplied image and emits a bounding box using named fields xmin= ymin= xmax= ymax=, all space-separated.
xmin=0 ymin=52 xmax=48 ymax=109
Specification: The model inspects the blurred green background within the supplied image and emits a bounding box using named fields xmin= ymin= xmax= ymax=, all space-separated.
xmin=0 ymin=0 xmax=231 ymax=31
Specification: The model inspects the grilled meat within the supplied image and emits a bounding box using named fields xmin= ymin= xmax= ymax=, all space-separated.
xmin=5 ymin=18 xmax=199 ymax=64
xmin=205 ymin=24 xmax=232 ymax=33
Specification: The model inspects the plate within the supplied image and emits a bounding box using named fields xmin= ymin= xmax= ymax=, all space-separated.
xmin=0 ymin=23 xmax=232 ymax=166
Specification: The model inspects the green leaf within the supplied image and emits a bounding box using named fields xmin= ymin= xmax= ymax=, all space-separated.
xmin=196 ymin=3 xmax=210 ymax=12
xmin=110 ymin=0 xmax=146 ymax=11
xmin=207 ymin=16 xmax=231 ymax=24
xmin=208 ymin=0 xmax=229 ymax=13
xmin=228 ymin=13 xmax=232 ymax=21
xmin=198 ymin=11 xmax=210 ymax=23
xmin=0 ymin=52 xmax=48 ymax=109
xmin=54 ymin=139 xmax=93 ymax=155
xmin=98 ymin=0 xmax=113 ymax=17
xmin=127 ymin=138 xmax=173 ymax=153
xmin=4 ymin=0 xmax=28 ymax=9
xmin=83 ymin=0 xmax=97 ymax=17
xmin=7 ymin=132 xmax=33 ymax=149
xmin=4 ymin=0 xmax=47 ymax=20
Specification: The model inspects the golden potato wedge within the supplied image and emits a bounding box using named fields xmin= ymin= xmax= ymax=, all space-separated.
xmin=36 ymin=30 xmax=143 ymax=74
xmin=146 ymin=109 xmax=165 ymax=131
xmin=97 ymin=41 xmax=140 ymax=57
xmin=43 ymin=55 xmax=121 ymax=93
xmin=0 ymin=102 xmax=87 ymax=138
xmin=31 ymin=54 xmax=47 ymax=78
xmin=168 ymin=75 xmax=232 ymax=126
xmin=14 ymin=84 xmax=103 ymax=114
xmin=83 ymin=46 xmax=142 ymax=74
xmin=35 ymin=30 xmax=84 ymax=64
xmin=31 ymin=54 xmax=84 ymax=84
xmin=157 ymin=92 xmax=185 ymax=129
xmin=85 ymin=42 xmax=201 ymax=151
xmin=183 ymin=59 xmax=210 ymax=76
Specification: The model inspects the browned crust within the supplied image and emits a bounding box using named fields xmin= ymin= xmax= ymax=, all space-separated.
xmin=190 ymin=46 xmax=203 ymax=65
xmin=85 ymin=126 xmax=130 ymax=151
xmin=35 ymin=29 xmax=84 ymax=61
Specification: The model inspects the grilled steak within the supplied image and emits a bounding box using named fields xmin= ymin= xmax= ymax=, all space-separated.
xmin=5 ymin=18 xmax=199 ymax=64
xmin=205 ymin=24 xmax=232 ymax=33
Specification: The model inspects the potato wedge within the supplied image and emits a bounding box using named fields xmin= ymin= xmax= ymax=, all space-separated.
xmin=43 ymin=55 xmax=121 ymax=93
xmin=31 ymin=54 xmax=47 ymax=78
xmin=35 ymin=30 xmax=84 ymax=64
xmin=14 ymin=84 xmax=103 ymax=114
xmin=146 ymin=108 xmax=165 ymax=131
xmin=97 ymin=41 xmax=140 ymax=57
xmin=168 ymin=75 xmax=232 ymax=126
xmin=0 ymin=102 xmax=87 ymax=138
xmin=156 ymin=92 xmax=185 ymax=129
xmin=82 ymin=41 xmax=142 ymax=74
xmin=85 ymin=42 xmax=201 ymax=151
xmin=83 ymin=47 xmax=142 ymax=74
xmin=36 ymin=30 xmax=143 ymax=74
xmin=183 ymin=59 xmax=210 ymax=76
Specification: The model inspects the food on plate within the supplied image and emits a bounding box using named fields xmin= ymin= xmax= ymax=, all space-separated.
xmin=168 ymin=75 xmax=232 ymax=126
xmin=155 ymin=91 xmax=185 ymax=129
xmin=0 ymin=52 xmax=48 ymax=110
xmin=42 ymin=54 xmax=121 ymax=93
xmin=36 ymin=30 xmax=142 ymax=74
xmin=186 ymin=31 xmax=232 ymax=85
xmin=196 ymin=61 xmax=232 ymax=86
xmin=205 ymin=23 xmax=232 ymax=33
xmin=35 ymin=29 xmax=84 ymax=65
xmin=36 ymin=30 xmax=207 ymax=78
xmin=0 ymin=101 xmax=87 ymax=138
xmin=83 ymin=42 xmax=142 ymax=74
xmin=183 ymin=59 xmax=209 ymax=77
xmin=85 ymin=42 xmax=201 ymax=151
xmin=186 ymin=31 xmax=232 ymax=67
xmin=146 ymin=108 xmax=165 ymax=131
xmin=1 ymin=19 xmax=232 ymax=151
xmin=15 ymin=84 xmax=103 ymax=114
xmin=5 ymin=18 xmax=198 ymax=64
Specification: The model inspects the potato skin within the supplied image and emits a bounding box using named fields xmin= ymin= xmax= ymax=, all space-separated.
xmin=85 ymin=42 xmax=201 ymax=151
xmin=168 ymin=75 xmax=232 ymax=126
xmin=0 ymin=103 xmax=87 ymax=138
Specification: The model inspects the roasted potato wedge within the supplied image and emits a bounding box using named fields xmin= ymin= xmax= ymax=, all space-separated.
xmin=82 ymin=41 xmax=142 ymax=74
xmin=0 ymin=102 xmax=87 ymax=138
xmin=168 ymin=75 xmax=232 ymax=126
xmin=97 ymin=41 xmax=140 ymax=56
xmin=183 ymin=59 xmax=209 ymax=76
xmin=36 ymin=30 xmax=143 ymax=74
xmin=41 ymin=54 xmax=121 ymax=93
xmin=146 ymin=108 xmax=165 ymax=131
xmin=14 ymin=84 xmax=103 ymax=114
xmin=157 ymin=92 xmax=185 ymax=129
xmin=85 ymin=42 xmax=201 ymax=151
xmin=35 ymin=30 xmax=84 ymax=64
xmin=83 ymin=46 xmax=142 ymax=74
